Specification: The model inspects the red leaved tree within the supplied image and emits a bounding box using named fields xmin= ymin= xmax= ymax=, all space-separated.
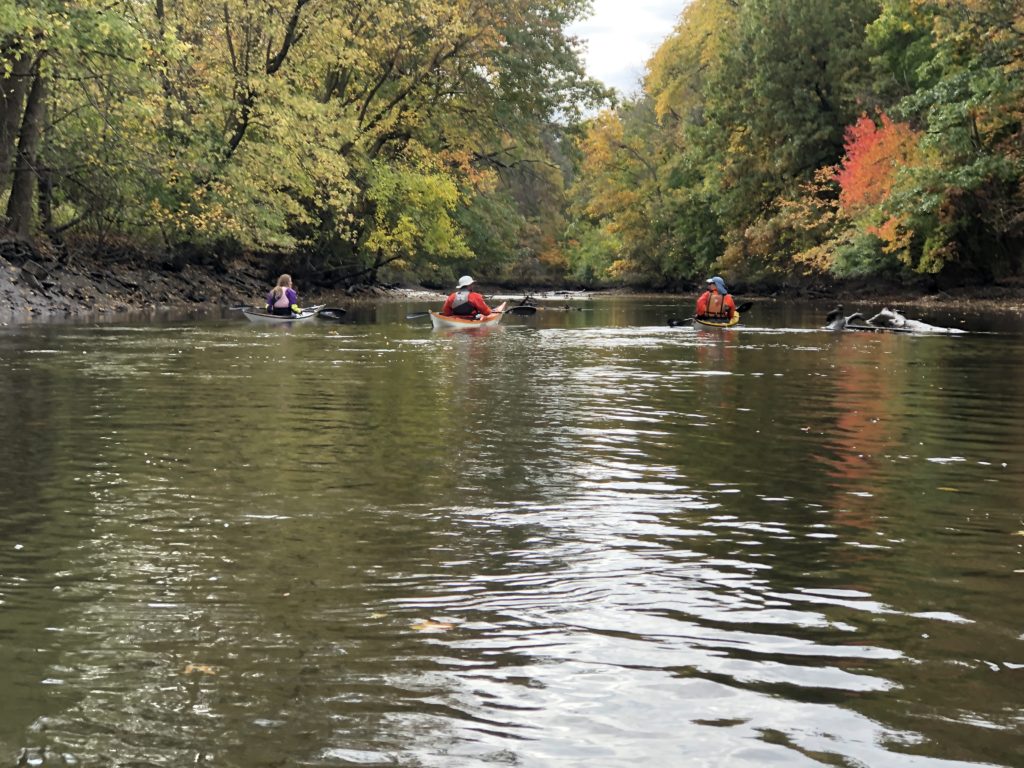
xmin=835 ymin=113 xmax=921 ymax=214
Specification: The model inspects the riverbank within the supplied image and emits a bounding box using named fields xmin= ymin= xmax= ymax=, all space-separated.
xmin=0 ymin=238 xmax=268 ymax=325
xmin=0 ymin=238 xmax=422 ymax=325
xmin=745 ymin=274 xmax=1024 ymax=314
xmin=4 ymin=237 xmax=1024 ymax=325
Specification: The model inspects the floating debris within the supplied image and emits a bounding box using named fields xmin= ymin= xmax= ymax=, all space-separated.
xmin=183 ymin=663 xmax=219 ymax=676
xmin=411 ymin=619 xmax=457 ymax=633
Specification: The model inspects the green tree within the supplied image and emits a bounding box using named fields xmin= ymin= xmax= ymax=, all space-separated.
xmin=694 ymin=0 xmax=880 ymax=276
xmin=869 ymin=0 xmax=1024 ymax=275
xmin=2 ymin=1 xmax=148 ymax=237
xmin=2 ymin=0 xmax=603 ymax=291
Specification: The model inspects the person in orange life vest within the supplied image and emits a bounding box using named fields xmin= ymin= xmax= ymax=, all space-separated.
xmin=440 ymin=275 xmax=494 ymax=318
xmin=695 ymin=275 xmax=736 ymax=320
xmin=267 ymin=274 xmax=300 ymax=316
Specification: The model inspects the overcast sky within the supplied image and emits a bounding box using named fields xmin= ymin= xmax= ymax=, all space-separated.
xmin=568 ymin=0 xmax=687 ymax=96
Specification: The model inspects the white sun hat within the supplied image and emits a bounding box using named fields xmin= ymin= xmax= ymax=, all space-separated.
xmin=457 ymin=275 xmax=475 ymax=289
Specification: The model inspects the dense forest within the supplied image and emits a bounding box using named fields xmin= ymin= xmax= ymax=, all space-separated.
xmin=568 ymin=0 xmax=1024 ymax=290
xmin=2 ymin=0 xmax=1022 ymax=293
xmin=0 ymin=0 xmax=605 ymax=291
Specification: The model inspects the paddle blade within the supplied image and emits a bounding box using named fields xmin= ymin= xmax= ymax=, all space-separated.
xmin=318 ymin=307 xmax=347 ymax=321
xmin=405 ymin=311 xmax=431 ymax=320
xmin=668 ymin=317 xmax=694 ymax=327
xmin=505 ymin=305 xmax=538 ymax=315
xmin=735 ymin=301 xmax=754 ymax=313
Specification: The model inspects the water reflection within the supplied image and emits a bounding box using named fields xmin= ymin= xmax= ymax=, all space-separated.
xmin=1 ymin=305 xmax=1022 ymax=767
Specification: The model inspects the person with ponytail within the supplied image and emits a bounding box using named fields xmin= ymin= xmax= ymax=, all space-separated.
xmin=266 ymin=274 xmax=300 ymax=316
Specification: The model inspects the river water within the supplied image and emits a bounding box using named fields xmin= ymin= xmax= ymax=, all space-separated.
xmin=1 ymin=298 xmax=1022 ymax=767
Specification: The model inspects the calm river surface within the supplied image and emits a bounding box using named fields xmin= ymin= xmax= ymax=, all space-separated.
xmin=1 ymin=298 xmax=1022 ymax=767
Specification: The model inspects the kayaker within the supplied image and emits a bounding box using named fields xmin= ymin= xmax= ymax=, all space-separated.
xmin=267 ymin=274 xmax=300 ymax=316
xmin=695 ymin=275 xmax=736 ymax=321
xmin=440 ymin=275 xmax=494 ymax=318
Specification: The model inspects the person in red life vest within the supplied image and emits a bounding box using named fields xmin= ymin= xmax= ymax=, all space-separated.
xmin=695 ymin=275 xmax=736 ymax=320
xmin=267 ymin=274 xmax=301 ymax=315
xmin=440 ymin=275 xmax=494 ymax=318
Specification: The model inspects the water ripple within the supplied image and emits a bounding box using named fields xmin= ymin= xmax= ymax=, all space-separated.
xmin=1 ymin=309 xmax=1022 ymax=766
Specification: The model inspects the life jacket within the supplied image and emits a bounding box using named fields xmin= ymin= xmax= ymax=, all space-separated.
xmin=705 ymin=291 xmax=730 ymax=319
xmin=451 ymin=289 xmax=476 ymax=316
xmin=272 ymin=288 xmax=292 ymax=308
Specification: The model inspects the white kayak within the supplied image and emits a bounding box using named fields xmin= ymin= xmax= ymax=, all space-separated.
xmin=241 ymin=304 xmax=325 ymax=323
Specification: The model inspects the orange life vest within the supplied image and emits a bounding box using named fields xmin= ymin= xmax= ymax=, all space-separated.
xmin=706 ymin=292 xmax=729 ymax=318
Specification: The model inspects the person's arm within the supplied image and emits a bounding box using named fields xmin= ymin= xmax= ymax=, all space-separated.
xmin=266 ymin=291 xmax=275 ymax=310
xmin=287 ymin=288 xmax=300 ymax=313
xmin=440 ymin=294 xmax=454 ymax=315
xmin=696 ymin=292 xmax=709 ymax=315
xmin=724 ymin=295 xmax=737 ymax=317
xmin=471 ymin=293 xmax=493 ymax=315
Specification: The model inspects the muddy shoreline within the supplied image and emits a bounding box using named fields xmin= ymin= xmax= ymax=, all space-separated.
xmin=4 ymin=244 xmax=1024 ymax=326
xmin=0 ymin=245 xmax=432 ymax=326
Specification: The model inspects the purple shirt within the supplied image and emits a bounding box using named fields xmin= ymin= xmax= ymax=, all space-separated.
xmin=267 ymin=287 xmax=297 ymax=310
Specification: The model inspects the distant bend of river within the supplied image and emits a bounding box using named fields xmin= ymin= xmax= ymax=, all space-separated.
xmin=1 ymin=298 xmax=1022 ymax=767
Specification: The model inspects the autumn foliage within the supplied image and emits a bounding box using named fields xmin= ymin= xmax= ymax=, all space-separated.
xmin=835 ymin=113 xmax=921 ymax=214
xmin=570 ymin=0 xmax=1024 ymax=284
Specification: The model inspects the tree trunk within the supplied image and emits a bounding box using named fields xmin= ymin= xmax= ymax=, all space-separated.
xmin=37 ymin=163 xmax=52 ymax=231
xmin=6 ymin=62 xmax=46 ymax=238
xmin=0 ymin=48 xmax=33 ymax=195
